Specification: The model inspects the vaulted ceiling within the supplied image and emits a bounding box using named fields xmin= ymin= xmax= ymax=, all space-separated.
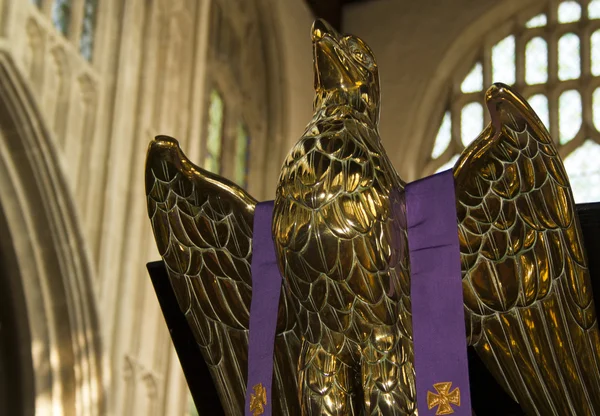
xmin=304 ymin=0 xmax=376 ymax=31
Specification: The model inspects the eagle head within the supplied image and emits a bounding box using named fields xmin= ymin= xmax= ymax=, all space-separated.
xmin=312 ymin=18 xmax=380 ymax=124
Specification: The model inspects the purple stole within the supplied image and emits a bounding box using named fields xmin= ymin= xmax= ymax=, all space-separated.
xmin=245 ymin=170 xmax=471 ymax=415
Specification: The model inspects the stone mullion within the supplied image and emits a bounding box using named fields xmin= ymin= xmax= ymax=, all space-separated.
xmin=93 ymin=3 xmax=154 ymax=416
xmin=548 ymin=2 xmax=560 ymax=143
xmin=482 ymin=42 xmax=493 ymax=126
xmin=68 ymin=0 xmax=85 ymax=46
xmin=581 ymin=0 xmax=592 ymax=19
xmin=125 ymin=2 xmax=163 ymax=366
xmin=41 ymin=0 xmax=53 ymax=19
xmin=185 ymin=0 xmax=212 ymax=163
xmin=450 ymin=97 xmax=463 ymax=154
xmin=516 ymin=25 xmax=527 ymax=89
xmin=581 ymin=8 xmax=594 ymax=137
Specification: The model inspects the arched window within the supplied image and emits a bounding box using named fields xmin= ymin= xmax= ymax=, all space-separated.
xmin=234 ymin=123 xmax=250 ymax=189
xmin=51 ymin=0 xmax=71 ymax=35
xmin=80 ymin=0 xmax=99 ymax=61
xmin=203 ymin=89 xmax=225 ymax=174
xmin=428 ymin=0 xmax=600 ymax=203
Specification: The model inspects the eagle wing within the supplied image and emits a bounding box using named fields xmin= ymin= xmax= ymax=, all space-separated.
xmin=454 ymin=84 xmax=600 ymax=414
xmin=145 ymin=136 xmax=301 ymax=415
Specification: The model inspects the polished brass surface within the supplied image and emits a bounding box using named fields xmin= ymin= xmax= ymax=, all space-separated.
xmin=273 ymin=18 xmax=415 ymax=415
xmin=145 ymin=18 xmax=600 ymax=416
xmin=455 ymin=84 xmax=600 ymax=415
xmin=145 ymin=136 xmax=301 ymax=415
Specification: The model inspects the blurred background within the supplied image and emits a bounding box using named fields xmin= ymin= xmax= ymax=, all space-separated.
xmin=0 ymin=0 xmax=598 ymax=415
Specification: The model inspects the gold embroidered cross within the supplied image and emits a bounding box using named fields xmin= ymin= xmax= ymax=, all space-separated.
xmin=249 ymin=383 xmax=267 ymax=416
xmin=427 ymin=382 xmax=461 ymax=415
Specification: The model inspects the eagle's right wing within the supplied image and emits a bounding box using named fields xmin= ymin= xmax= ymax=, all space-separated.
xmin=145 ymin=136 xmax=301 ymax=415
xmin=454 ymin=84 xmax=600 ymax=414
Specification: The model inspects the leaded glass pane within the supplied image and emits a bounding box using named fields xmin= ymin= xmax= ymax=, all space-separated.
xmin=558 ymin=33 xmax=581 ymax=80
xmin=590 ymin=0 xmax=600 ymax=19
xmin=592 ymin=30 xmax=600 ymax=76
xmin=559 ymin=90 xmax=582 ymax=144
xmin=204 ymin=90 xmax=224 ymax=174
xmin=525 ymin=14 xmax=547 ymax=28
xmin=431 ymin=112 xmax=452 ymax=159
xmin=564 ymin=140 xmax=600 ymax=203
xmin=461 ymin=62 xmax=483 ymax=93
xmin=435 ymin=154 xmax=460 ymax=174
xmin=558 ymin=1 xmax=582 ymax=23
xmin=528 ymin=94 xmax=549 ymax=129
xmin=80 ymin=0 xmax=98 ymax=61
xmin=51 ymin=0 xmax=71 ymax=35
xmin=461 ymin=102 xmax=484 ymax=147
xmin=234 ymin=123 xmax=250 ymax=187
xmin=594 ymin=88 xmax=600 ymax=131
xmin=525 ymin=37 xmax=548 ymax=84
xmin=492 ymin=36 xmax=516 ymax=85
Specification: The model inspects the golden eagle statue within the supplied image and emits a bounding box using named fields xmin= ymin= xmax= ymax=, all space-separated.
xmin=145 ymin=18 xmax=600 ymax=415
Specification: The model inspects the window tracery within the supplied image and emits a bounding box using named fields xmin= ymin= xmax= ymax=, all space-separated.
xmin=428 ymin=0 xmax=600 ymax=203
xmin=51 ymin=0 xmax=71 ymax=35
xmin=80 ymin=0 xmax=98 ymax=61
xmin=234 ymin=123 xmax=250 ymax=189
xmin=203 ymin=89 xmax=225 ymax=174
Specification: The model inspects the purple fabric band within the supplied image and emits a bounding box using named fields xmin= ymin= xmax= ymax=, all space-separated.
xmin=406 ymin=170 xmax=472 ymax=416
xmin=245 ymin=201 xmax=281 ymax=416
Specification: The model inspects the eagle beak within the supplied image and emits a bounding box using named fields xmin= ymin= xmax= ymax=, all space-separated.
xmin=311 ymin=18 xmax=336 ymax=42
xmin=311 ymin=19 xmax=354 ymax=91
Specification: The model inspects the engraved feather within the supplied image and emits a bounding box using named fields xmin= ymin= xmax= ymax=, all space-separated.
xmin=273 ymin=19 xmax=416 ymax=415
xmin=145 ymin=136 xmax=301 ymax=415
xmin=455 ymin=83 xmax=600 ymax=415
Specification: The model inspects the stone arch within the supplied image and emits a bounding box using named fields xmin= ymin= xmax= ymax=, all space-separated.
xmin=0 ymin=50 xmax=103 ymax=415
xmin=405 ymin=0 xmax=547 ymax=179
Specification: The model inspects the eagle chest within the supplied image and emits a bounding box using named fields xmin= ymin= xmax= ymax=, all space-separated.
xmin=274 ymin=117 xmax=406 ymax=337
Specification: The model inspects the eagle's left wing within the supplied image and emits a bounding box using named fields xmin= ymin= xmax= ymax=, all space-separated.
xmin=145 ymin=136 xmax=301 ymax=415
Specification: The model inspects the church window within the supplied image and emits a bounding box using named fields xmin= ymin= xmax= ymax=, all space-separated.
xmin=80 ymin=0 xmax=98 ymax=61
xmin=525 ymin=37 xmax=547 ymax=84
xmin=203 ymin=89 xmax=225 ymax=174
xmin=234 ymin=123 xmax=250 ymax=189
xmin=491 ymin=35 xmax=515 ymax=85
xmin=429 ymin=0 xmax=600 ymax=203
xmin=51 ymin=0 xmax=71 ymax=36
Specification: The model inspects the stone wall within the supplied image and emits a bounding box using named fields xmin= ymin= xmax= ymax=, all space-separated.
xmin=0 ymin=0 xmax=313 ymax=414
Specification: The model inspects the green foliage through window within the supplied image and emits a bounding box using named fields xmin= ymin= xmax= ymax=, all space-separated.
xmin=80 ymin=0 xmax=99 ymax=61
xmin=431 ymin=0 xmax=600 ymax=203
xmin=204 ymin=90 xmax=224 ymax=174
xmin=51 ymin=0 xmax=71 ymax=36
xmin=234 ymin=123 xmax=250 ymax=188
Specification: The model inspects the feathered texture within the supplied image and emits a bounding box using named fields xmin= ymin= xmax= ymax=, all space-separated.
xmin=144 ymin=19 xmax=600 ymax=415
xmin=274 ymin=107 xmax=415 ymax=415
xmin=145 ymin=136 xmax=301 ymax=415
xmin=455 ymin=84 xmax=600 ymax=414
